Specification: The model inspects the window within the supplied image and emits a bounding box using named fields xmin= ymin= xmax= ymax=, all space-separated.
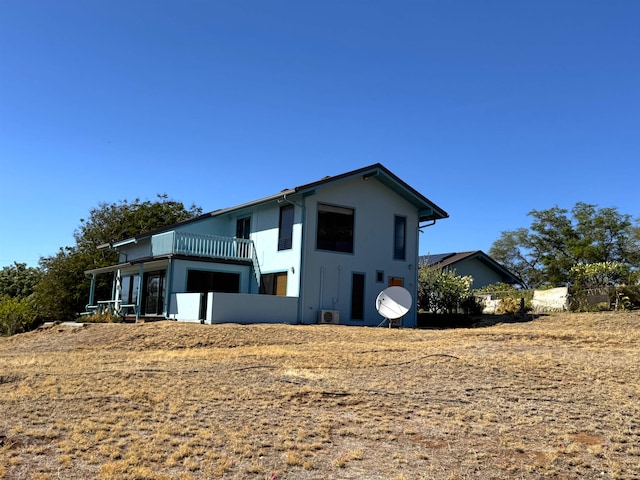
xmin=351 ymin=273 xmax=365 ymax=320
xmin=120 ymin=275 xmax=139 ymax=305
xmin=260 ymin=272 xmax=288 ymax=296
xmin=187 ymin=270 xmax=240 ymax=294
xmin=316 ymin=204 xmax=354 ymax=253
xmin=376 ymin=270 xmax=384 ymax=283
xmin=278 ymin=204 xmax=294 ymax=250
xmin=236 ymin=217 xmax=251 ymax=239
xmin=394 ymin=215 xmax=406 ymax=260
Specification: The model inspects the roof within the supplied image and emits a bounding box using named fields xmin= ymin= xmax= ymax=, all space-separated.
xmin=419 ymin=251 xmax=524 ymax=286
xmin=110 ymin=163 xmax=448 ymax=248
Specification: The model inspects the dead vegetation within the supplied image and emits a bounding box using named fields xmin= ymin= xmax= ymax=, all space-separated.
xmin=1 ymin=312 xmax=639 ymax=479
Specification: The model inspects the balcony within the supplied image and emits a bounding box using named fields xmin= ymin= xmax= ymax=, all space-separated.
xmin=151 ymin=231 xmax=261 ymax=287
xmin=152 ymin=231 xmax=256 ymax=262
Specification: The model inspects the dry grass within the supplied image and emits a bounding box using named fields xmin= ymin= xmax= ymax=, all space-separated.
xmin=1 ymin=311 xmax=639 ymax=479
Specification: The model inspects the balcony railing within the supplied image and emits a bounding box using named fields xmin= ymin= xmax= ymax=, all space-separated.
xmin=152 ymin=231 xmax=251 ymax=260
xmin=151 ymin=231 xmax=261 ymax=286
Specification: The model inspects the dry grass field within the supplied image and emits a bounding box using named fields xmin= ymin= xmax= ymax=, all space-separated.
xmin=1 ymin=312 xmax=639 ymax=480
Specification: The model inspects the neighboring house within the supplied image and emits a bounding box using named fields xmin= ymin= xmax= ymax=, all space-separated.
xmin=418 ymin=251 xmax=523 ymax=289
xmin=85 ymin=164 xmax=448 ymax=327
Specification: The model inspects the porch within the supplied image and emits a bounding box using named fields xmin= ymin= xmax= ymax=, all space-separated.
xmin=84 ymin=233 xmax=262 ymax=321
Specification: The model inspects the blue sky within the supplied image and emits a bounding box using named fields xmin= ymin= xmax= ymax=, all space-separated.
xmin=1 ymin=0 xmax=638 ymax=267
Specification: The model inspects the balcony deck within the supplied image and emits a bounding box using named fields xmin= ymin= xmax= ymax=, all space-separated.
xmin=151 ymin=231 xmax=261 ymax=285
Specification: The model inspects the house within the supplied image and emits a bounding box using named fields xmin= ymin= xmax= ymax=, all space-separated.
xmin=85 ymin=164 xmax=448 ymax=327
xmin=418 ymin=251 xmax=523 ymax=289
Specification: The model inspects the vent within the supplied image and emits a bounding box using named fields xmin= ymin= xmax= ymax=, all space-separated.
xmin=318 ymin=310 xmax=340 ymax=324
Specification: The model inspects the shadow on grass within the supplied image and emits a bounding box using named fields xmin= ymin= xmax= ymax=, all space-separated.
xmin=417 ymin=312 xmax=544 ymax=329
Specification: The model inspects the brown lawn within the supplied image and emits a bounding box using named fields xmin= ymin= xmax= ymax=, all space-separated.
xmin=1 ymin=311 xmax=639 ymax=479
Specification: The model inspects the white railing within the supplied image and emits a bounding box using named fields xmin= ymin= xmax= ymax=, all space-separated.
xmin=151 ymin=231 xmax=261 ymax=286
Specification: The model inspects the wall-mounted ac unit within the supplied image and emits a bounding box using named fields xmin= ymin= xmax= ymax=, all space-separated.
xmin=319 ymin=310 xmax=340 ymax=324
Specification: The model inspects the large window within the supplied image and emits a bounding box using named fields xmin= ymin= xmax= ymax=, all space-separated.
xmin=278 ymin=204 xmax=294 ymax=251
xmin=187 ymin=270 xmax=240 ymax=294
xmin=316 ymin=204 xmax=354 ymax=253
xmin=394 ymin=215 xmax=406 ymax=260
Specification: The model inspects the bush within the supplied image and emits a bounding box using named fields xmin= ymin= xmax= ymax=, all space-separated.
xmin=0 ymin=295 xmax=38 ymax=336
xmin=473 ymin=282 xmax=531 ymax=315
xmin=418 ymin=266 xmax=480 ymax=314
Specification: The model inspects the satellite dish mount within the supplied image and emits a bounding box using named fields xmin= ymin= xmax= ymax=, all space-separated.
xmin=375 ymin=286 xmax=412 ymax=328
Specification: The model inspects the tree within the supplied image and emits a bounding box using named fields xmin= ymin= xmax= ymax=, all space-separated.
xmin=34 ymin=195 xmax=202 ymax=321
xmin=0 ymin=263 xmax=41 ymax=335
xmin=0 ymin=262 xmax=42 ymax=298
xmin=490 ymin=202 xmax=640 ymax=288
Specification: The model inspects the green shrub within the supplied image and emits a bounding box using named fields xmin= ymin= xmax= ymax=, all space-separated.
xmin=0 ymin=295 xmax=38 ymax=336
xmin=418 ymin=266 xmax=479 ymax=314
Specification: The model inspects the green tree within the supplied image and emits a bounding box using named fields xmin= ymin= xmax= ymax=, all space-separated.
xmin=0 ymin=262 xmax=42 ymax=298
xmin=490 ymin=203 xmax=640 ymax=288
xmin=34 ymin=195 xmax=202 ymax=322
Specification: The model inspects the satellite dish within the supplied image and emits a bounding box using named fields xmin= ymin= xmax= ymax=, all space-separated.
xmin=376 ymin=286 xmax=412 ymax=327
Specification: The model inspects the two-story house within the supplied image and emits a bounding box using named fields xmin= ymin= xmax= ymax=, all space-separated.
xmin=85 ymin=164 xmax=448 ymax=327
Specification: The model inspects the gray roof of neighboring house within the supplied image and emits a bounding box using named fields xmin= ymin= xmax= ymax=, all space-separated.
xmin=110 ymin=163 xmax=448 ymax=248
xmin=419 ymin=250 xmax=524 ymax=286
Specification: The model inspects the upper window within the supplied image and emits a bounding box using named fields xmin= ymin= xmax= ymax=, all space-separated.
xmin=393 ymin=215 xmax=406 ymax=260
xmin=317 ymin=204 xmax=354 ymax=253
xmin=278 ymin=204 xmax=294 ymax=251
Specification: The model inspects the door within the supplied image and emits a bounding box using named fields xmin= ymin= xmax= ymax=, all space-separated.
xmin=236 ymin=217 xmax=251 ymax=258
xmin=351 ymin=273 xmax=365 ymax=320
xmin=143 ymin=271 xmax=165 ymax=316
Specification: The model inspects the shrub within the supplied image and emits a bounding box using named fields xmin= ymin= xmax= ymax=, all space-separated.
xmin=473 ymin=282 xmax=531 ymax=314
xmin=0 ymin=295 xmax=38 ymax=336
xmin=418 ymin=266 xmax=479 ymax=314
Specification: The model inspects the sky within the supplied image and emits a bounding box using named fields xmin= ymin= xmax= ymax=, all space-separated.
xmin=1 ymin=0 xmax=638 ymax=268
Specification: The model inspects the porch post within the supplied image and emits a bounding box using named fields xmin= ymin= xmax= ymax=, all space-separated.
xmin=111 ymin=272 xmax=117 ymax=304
xmin=88 ymin=273 xmax=96 ymax=308
xmin=165 ymin=258 xmax=173 ymax=319
xmin=135 ymin=264 xmax=144 ymax=322
xmin=115 ymin=269 xmax=122 ymax=312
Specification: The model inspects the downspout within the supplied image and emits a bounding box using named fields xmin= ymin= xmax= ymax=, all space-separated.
xmin=282 ymin=193 xmax=306 ymax=324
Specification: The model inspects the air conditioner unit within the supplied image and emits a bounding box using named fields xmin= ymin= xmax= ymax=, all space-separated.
xmin=319 ymin=310 xmax=340 ymax=324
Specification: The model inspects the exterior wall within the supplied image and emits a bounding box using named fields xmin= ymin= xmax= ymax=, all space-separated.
xmin=118 ymin=238 xmax=152 ymax=262
xmin=445 ymin=258 xmax=508 ymax=289
xmin=299 ymin=177 xmax=420 ymax=327
xmin=250 ymin=200 xmax=302 ymax=296
xmin=205 ymin=292 xmax=298 ymax=324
